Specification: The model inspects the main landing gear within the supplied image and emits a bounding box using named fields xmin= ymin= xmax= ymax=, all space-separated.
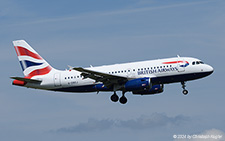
xmin=181 ymin=81 xmax=188 ymax=95
xmin=110 ymin=91 xmax=127 ymax=104
xmin=110 ymin=92 xmax=119 ymax=102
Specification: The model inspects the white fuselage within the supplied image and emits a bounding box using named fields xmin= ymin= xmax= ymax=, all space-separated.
xmin=27 ymin=57 xmax=213 ymax=92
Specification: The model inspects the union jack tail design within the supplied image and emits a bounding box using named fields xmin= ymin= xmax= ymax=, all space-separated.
xmin=13 ymin=40 xmax=53 ymax=78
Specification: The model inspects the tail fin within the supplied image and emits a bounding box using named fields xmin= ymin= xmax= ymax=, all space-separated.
xmin=13 ymin=40 xmax=53 ymax=78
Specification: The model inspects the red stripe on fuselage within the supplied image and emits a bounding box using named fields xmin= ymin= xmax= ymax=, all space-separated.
xmin=27 ymin=66 xmax=52 ymax=77
xmin=163 ymin=61 xmax=188 ymax=64
xmin=15 ymin=46 xmax=42 ymax=60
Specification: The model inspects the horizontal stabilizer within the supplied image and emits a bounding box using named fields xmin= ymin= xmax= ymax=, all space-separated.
xmin=10 ymin=77 xmax=42 ymax=83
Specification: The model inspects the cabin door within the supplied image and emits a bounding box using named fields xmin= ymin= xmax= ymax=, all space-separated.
xmin=54 ymin=73 xmax=61 ymax=86
xmin=177 ymin=59 xmax=185 ymax=72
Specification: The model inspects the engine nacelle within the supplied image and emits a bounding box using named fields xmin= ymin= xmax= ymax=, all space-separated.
xmin=124 ymin=77 xmax=151 ymax=91
xmin=132 ymin=84 xmax=164 ymax=95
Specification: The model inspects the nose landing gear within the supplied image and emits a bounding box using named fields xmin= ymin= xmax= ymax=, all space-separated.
xmin=181 ymin=82 xmax=188 ymax=95
xmin=183 ymin=89 xmax=188 ymax=95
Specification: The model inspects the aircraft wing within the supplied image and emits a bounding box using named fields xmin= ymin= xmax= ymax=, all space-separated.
xmin=73 ymin=67 xmax=128 ymax=87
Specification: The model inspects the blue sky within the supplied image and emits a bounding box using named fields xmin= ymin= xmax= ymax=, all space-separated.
xmin=1 ymin=0 xmax=225 ymax=140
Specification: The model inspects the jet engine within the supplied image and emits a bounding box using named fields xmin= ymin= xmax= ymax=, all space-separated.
xmin=124 ymin=77 xmax=151 ymax=91
xmin=132 ymin=84 xmax=164 ymax=95
xmin=124 ymin=77 xmax=163 ymax=95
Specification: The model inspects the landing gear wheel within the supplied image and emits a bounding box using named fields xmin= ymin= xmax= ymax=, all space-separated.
xmin=183 ymin=90 xmax=188 ymax=95
xmin=110 ymin=93 xmax=119 ymax=102
xmin=119 ymin=96 xmax=127 ymax=104
xmin=181 ymin=82 xmax=188 ymax=95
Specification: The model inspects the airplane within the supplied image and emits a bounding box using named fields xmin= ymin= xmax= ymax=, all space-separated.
xmin=11 ymin=40 xmax=214 ymax=104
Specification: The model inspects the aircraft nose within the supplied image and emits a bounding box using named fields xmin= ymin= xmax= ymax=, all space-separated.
xmin=206 ymin=64 xmax=214 ymax=74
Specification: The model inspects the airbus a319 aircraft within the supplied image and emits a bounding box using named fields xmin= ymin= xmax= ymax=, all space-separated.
xmin=11 ymin=40 xmax=213 ymax=104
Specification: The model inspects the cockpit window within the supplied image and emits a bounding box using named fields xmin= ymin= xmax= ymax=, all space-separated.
xmin=192 ymin=61 xmax=204 ymax=65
